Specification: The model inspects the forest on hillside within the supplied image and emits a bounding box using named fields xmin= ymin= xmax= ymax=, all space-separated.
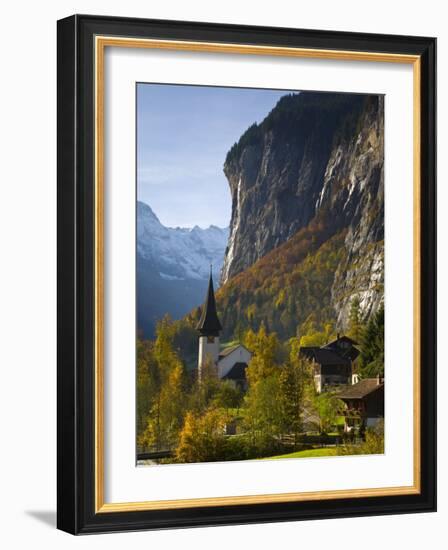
xmin=137 ymin=299 xmax=384 ymax=464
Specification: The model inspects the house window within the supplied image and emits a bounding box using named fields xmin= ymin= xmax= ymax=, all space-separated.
xmin=207 ymin=336 xmax=215 ymax=343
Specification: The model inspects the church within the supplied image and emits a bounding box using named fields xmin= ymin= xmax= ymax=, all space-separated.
xmin=196 ymin=272 xmax=252 ymax=389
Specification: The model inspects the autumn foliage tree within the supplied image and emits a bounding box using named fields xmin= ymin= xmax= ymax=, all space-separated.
xmin=138 ymin=316 xmax=187 ymax=451
xmin=136 ymin=338 xmax=158 ymax=441
xmin=298 ymin=318 xmax=335 ymax=347
xmin=175 ymin=409 xmax=227 ymax=463
xmin=216 ymin=227 xmax=348 ymax=343
xmin=242 ymin=325 xmax=284 ymax=451
xmin=137 ymin=302 xmax=384 ymax=463
xmin=242 ymin=326 xmax=310 ymax=453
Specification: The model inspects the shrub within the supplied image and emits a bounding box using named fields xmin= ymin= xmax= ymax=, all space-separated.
xmin=175 ymin=409 xmax=226 ymax=463
xmin=337 ymin=420 xmax=384 ymax=456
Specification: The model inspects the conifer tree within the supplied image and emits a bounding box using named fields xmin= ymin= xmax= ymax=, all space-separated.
xmin=359 ymin=305 xmax=384 ymax=378
xmin=348 ymin=295 xmax=363 ymax=343
xmin=278 ymin=340 xmax=306 ymax=445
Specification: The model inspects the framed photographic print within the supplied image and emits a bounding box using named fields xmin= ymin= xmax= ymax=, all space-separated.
xmin=57 ymin=14 xmax=436 ymax=534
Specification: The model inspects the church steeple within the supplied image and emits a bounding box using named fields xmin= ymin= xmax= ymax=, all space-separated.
xmin=196 ymin=269 xmax=222 ymax=337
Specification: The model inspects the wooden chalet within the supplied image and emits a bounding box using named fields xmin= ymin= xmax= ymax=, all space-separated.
xmin=337 ymin=376 xmax=384 ymax=433
xmin=300 ymin=334 xmax=360 ymax=393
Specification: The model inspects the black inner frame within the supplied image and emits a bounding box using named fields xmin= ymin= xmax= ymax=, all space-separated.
xmin=57 ymin=14 xmax=436 ymax=535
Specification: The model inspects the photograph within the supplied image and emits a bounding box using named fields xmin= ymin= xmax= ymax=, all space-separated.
xmin=54 ymin=10 xmax=436 ymax=536
xmin=136 ymin=83 xmax=385 ymax=466
xmin=0 ymin=0 xmax=441 ymax=540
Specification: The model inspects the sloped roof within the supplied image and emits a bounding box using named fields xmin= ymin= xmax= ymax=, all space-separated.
xmin=300 ymin=347 xmax=351 ymax=366
xmin=324 ymin=335 xmax=359 ymax=348
xmin=218 ymin=343 xmax=249 ymax=359
xmin=342 ymin=346 xmax=360 ymax=361
xmin=300 ymin=334 xmax=360 ymax=365
xmin=323 ymin=336 xmax=360 ymax=360
xmin=337 ymin=378 xmax=384 ymax=399
xmin=222 ymin=362 xmax=248 ymax=380
xmin=196 ymin=272 xmax=222 ymax=336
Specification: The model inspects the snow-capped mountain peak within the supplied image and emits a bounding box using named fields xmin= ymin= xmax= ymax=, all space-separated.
xmin=137 ymin=201 xmax=229 ymax=283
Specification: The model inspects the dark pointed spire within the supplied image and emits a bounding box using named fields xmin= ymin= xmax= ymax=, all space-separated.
xmin=196 ymin=271 xmax=222 ymax=336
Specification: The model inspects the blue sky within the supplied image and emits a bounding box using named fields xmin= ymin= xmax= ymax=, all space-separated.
xmin=137 ymin=84 xmax=292 ymax=228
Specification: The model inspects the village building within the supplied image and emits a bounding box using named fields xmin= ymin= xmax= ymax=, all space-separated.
xmin=336 ymin=376 xmax=384 ymax=433
xmin=300 ymin=335 xmax=360 ymax=393
xmin=196 ymin=271 xmax=251 ymax=387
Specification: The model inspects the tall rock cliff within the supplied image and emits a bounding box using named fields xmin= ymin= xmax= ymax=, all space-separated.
xmin=220 ymin=92 xmax=384 ymax=330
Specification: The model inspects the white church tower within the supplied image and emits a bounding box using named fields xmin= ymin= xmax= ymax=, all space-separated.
xmin=196 ymin=270 xmax=222 ymax=381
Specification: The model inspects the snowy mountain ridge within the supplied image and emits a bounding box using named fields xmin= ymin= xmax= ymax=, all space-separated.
xmin=137 ymin=200 xmax=229 ymax=283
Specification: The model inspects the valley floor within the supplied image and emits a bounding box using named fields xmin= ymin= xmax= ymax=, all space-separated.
xmin=262 ymin=447 xmax=338 ymax=460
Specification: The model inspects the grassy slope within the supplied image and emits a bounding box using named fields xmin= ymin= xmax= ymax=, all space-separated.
xmin=263 ymin=448 xmax=338 ymax=460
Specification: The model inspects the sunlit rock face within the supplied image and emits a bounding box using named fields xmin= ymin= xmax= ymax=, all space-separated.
xmin=221 ymin=92 xmax=384 ymax=327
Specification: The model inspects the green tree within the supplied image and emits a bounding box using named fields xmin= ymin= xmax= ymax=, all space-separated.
xmin=171 ymin=317 xmax=198 ymax=362
xmin=243 ymin=372 xmax=284 ymax=451
xmin=243 ymin=323 xmax=282 ymax=381
xmin=212 ymin=380 xmax=243 ymax=412
xmin=313 ymin=392 xmax=343 ymax=434
xmin=278 ymin=340 xmax=307 ymax=445
xmin=299 ymin=322 xmax=334 ymax=348
xmin=359 ymin=305 xmax=384 ymax=378
xmin=347 ymin=296 xmax=363 ymax=343
xmin=188 ymin=355 xmax=221 ymax=414
xmin=338 ymin=420 xmax=384 ymax=455
xmin=242 ymin=325 xmax=284 ymax=453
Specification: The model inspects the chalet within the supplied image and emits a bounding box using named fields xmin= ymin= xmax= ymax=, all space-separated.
xmin=196 ymin=271 xmax=252 ymax=388
xmin=300 ymin=335 xmax=359 ymax=393
xmin=337 ymin=376 xmax=384 ymax=433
